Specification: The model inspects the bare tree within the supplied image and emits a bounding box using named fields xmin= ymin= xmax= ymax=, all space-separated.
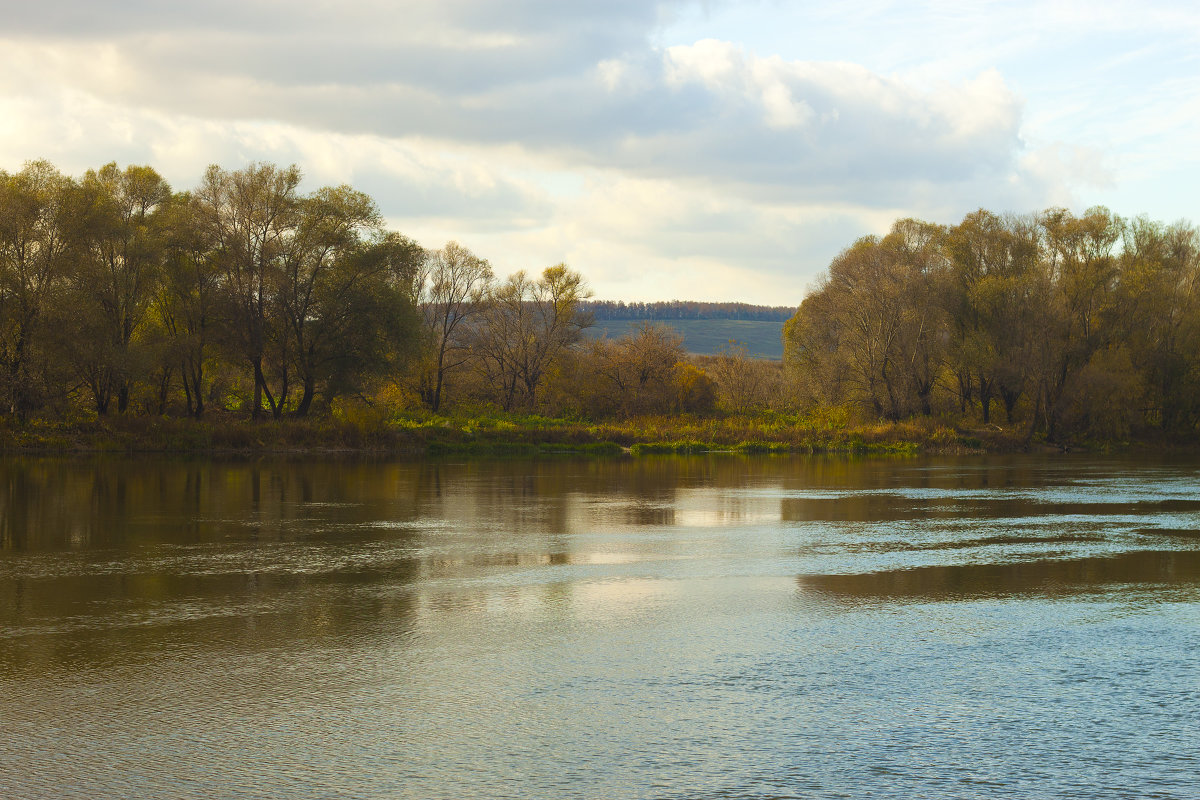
xmin=472 ymin=264 xmax=592 ymax=411
xmin=704 ymin=343 xmax=785 ymax=414
xmin=419 ymin=241 xmax=492 ymax=411
xmin=586 ymin=323 xmax=685 ymax=416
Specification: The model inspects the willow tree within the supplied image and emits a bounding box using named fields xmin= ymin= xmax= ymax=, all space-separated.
xmin=154 ymin=191 xmax=223 ymax=418
xmin=1113 ymin=217 xmax=1200 ymax=434
xmin=786 ymin=234 xmax=913 ymax=419
xmin=70 ymin=163 xmax=172 ymax=414
xmin=1031 ymin=206 xmax=1123 ymax=436
xmin=290 ymin=230 xmax=424 ymax=414
xmin=944 ymin=210 xmax=1043 ymax=422
xmin=0 ymin=161 xmax=75 ymax=416
xmin=471 ymin=264 xmax=592 ymax=411
xmin=195 ymin=162 xmax=301 ymax=418
xmin=419 ymin=241 xmax=492 ymax=412
xmin=278 ymin=185 xmax=398 ymax=416
xmin=882 ymin=218 xmax=952 ymax=416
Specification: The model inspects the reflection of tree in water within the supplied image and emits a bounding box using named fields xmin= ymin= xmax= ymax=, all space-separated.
xmin=412 ymin=456 xmax=794 ymax=534
xmin=5 ymin=454 xmax=1196 ymax=675
xmin=0 ymin=457 xmax=439 ymax=551
xmin=783 ymin=493 xmax=1200 ymax=523
xmin=798 ymin=550 xmax=1200 ymax=602
xmin=0 ymin=457 xmax=436 ymax=675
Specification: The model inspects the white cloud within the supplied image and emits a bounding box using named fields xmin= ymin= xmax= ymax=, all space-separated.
xmin=2 ymin=0 xmax=1194 ymax=302
xmin=0 ymin=19 xmax=1039 ymax=217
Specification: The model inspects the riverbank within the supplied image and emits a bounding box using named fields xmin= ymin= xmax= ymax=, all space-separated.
xmin=0 ymin=410 xmax=1037 ymax=456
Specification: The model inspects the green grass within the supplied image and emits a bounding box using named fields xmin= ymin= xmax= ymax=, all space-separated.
xmin=0 ymin=407 xmax=1022 ymax=456
xmin=426 ymin=440 xmax=624 ymax=457
xmin=584 ymin=319 xmax=785 ymax=359
xmin=629 ymin=440 xmax=715 ymax=455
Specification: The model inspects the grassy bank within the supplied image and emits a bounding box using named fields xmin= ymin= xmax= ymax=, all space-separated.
xmin=0 ymin=408 xmax=1029 ymax=456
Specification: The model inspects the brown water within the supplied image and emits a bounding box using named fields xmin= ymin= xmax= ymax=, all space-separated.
xmin=1 ymin=454 xmax=1198 ymax=798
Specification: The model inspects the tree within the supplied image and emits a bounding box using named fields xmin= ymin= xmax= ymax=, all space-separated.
xmin=1112 ymin=217 xmax=1200 ymax=434
xmin=671 ymin=361 xmax=718 ymax=414
xmin=276 ymin=185 xmax=415 ymax=416
xmin=785 ymin=233 xmax=913 ymax=419
xmin=70 ymin=163 xmax=172 ymax=414
xmin=155 ymin=192 xmax=223 ymax=418
xmin=0 ymin=161 xmax=76 ymax=416
xmin=300 ymin=231 xmax=423 ymax=412
xmin=880 ymin=218 xmax=951 ymax=416
xmin=472 ymin=264 xmax=592 ymax=411
xmin=944 ymin=210 xmax=1042 ymax=423
xmin=196 ymin=162 xmax=301 ymax=418
xmin=419 ymin=241 xmax=492 ymax=412
xmin=704 ymin=342 xmax=784 ymax=414
xmin=586 ymin=323 xmax=686 ymax=416
xmin=1030 ymin=206 xmax=1122 ymax=437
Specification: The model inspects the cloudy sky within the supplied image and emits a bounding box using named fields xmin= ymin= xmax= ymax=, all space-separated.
xmin=2 ymin=1 xmax=1197 ymax=304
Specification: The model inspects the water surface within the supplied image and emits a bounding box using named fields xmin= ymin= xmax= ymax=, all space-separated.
xmin=1 ymin=455 xmax=1198 ymax=798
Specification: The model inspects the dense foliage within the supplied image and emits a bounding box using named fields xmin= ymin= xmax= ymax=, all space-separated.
xmin=5 ymin=158 xmax=1195 ymax=449
xmin=785 ymin=208 xmax=1200 ymax=443
xmin=0 ymin=160 xmax=431 ymax=419
xmin=0 ymin=159 xmax=786 ymax=426
xmin=0 ymin=160 xmax=683 ymax=422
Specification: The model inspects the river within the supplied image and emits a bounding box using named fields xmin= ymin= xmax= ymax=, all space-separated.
xmin=1 ymin=454 xmax=1198 ymax=798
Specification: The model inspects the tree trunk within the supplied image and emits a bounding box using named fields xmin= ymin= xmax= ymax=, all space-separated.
xmin=979 ymin=376 xmax=994 ymax=424
xmin=295 ymin=376 xmax=316 ymax=417
xmin=252 ymin=359 xmax=264 ymax=419
xmin=181 ymin=367 xmax=195 ymax=417
xmin=956 ymin=370 xmax=972 ymax=413
xmin=253 ymin=360 xmax=279 ymax=419
xmin=183 ymin=359 xmax=205 ymax=419
xmin=431 ymin=371 xmax=443 ymax=413
xmin=1000 ymin=384 xmax=1021 ymax=423
xmin=155 ymin=368 xmax=172 ymax=415
xmin=273 ymin=368 xmax=289 ymax=419
xmin=918 ymin=382 xmax=932 ymax=416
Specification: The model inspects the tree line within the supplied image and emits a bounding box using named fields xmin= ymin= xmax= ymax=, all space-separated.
xmin=0 ymin=160 xmax=432 ymax=419
xmin=7 ymin=157 xmax=1195 ymax=443
xmin=0 ymin=159 xmax=764 ymax=422
xmin=785 ymin=208 xmax=1200 ymax=441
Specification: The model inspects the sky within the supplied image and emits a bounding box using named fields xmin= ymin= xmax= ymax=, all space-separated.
xmin=1 ymin=0 xmax=1197 ymax=304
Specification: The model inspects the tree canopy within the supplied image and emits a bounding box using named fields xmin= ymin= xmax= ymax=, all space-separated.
xmin=786 ymin=208 xmax=1200 ymax=442
xmin=4 ymin=157 xmax=1199 ymax=447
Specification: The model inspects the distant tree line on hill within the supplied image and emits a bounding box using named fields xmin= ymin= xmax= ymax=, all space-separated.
xmin=786 ymin=207 xmax=1200 ymax=442
xmin=581 ymin=300 xmax=794 ymax=321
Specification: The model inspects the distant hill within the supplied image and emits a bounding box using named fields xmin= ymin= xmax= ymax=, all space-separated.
xmin=583 ymin=318 xmax=786 ymax=359
xmin=580 ymin=300 xmax=795 ymax=322
xmin=579 ymin=301 xmax=792 ymax=359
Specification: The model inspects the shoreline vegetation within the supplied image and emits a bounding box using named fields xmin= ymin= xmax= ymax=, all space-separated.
xmin=4 ymin=159 xmax=1200 ymax=455
xmin=0 ymin=409 xmax=1145 ymax=457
